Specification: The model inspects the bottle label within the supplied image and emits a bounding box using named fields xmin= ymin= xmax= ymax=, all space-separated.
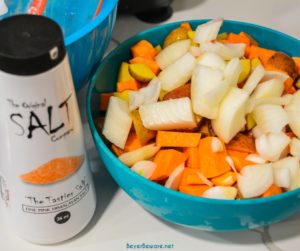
xmin=0 ymin=58 xmax=96 ymax=243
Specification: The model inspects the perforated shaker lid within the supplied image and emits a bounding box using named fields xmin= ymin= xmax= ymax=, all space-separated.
xmin=0 ymin=14 xmax=66 ymax=76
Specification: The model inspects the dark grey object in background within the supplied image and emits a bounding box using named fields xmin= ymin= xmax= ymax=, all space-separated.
xmin=118 ymin=0 xmax=174 ymax=23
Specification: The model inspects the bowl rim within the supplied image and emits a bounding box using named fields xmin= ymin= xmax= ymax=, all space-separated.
xmin=64 ymin=0 xmax=118 ymax=46
xmin=87 ymin=19 xmax=300 ymax=206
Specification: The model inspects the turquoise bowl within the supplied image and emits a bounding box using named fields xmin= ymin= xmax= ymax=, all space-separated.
xmin=87 ymin=20 xmax=300 ymax=231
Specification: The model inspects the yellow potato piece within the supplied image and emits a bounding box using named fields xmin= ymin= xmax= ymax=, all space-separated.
xmin=295 ymin=78 xmax=300 ymax=89
xmin=163 ymin=27 xmax=189 ymax=48
xmin=114 ymin=90 xmax=130 ymax=103
xmin=154 ymin=45 xmax=162 ymax=53
xmin=159 ymin=90 xmax=168 ymax=101
xmin=131 ymin=110 xmax=156 ymax=145
xmin=251 ymin=57 xmax=261 ymax=70
xmin=246 ymin=113 xmax=256 ymax=130
xmin=187 ymin=30 xmax=195 ymax=40
xmin=129 ymin=63 xmax=155 ymax=82
xmin=238 ymin=59 xmax=251 ymax=83
xmin=118 ymin=62 xmax=134 ymax=82
xmin=217 ymin=32 xmax=228 ymax=40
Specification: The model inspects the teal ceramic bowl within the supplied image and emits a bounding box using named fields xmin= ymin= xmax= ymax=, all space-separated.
xmin=87 ymin=20 xmax=300 ymax=231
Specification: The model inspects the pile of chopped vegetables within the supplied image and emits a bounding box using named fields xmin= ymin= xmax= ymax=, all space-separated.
xmin=96 ymin=19 xmax=300 ymax=200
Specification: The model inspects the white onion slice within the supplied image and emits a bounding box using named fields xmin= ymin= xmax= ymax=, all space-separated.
xmin=224 ymin=57 xmax=243 ymax=87
xmin=159 ymin=52 xmax=197 ymax=92
xmin=252 ymin=126 xmax=264 ymax=138
xmin=290 ymin=169 xmax=300 ymax=190
xmin=129 ymin=91 xmax=145 ymax=111
xmin=247 ymin=95 xmax=292 ymax=114
xmin=131 ymin=160 xmax=157 ymax=179
xmin=253 ymin=104 xmax=289 ymax=134
xmin=200 ymin=42 xmax=245 ymax=60
xmin=290 ymin=137 xmax=300 ymax=157
xmin=139 ymin=77 xmax=161 ymax=104
xmin=274 ymin=167 xmax=291 ymax=188
xmin=202 ymin=186 xmax=237 ymax=200
xmin=119 ymin=144 xmax=160 ymax=166
xmin=273 ymin=156 xmax=300 ymax=189
xmin=245 ymin=154 xmax=267 ymax=164
xmin=211 ymin=137 xmax=224 ymax=152
xmin=139 ymin=97 xmax=196 ymax=130
xmin=194 ymin=18 xmax=223 ymax=44
xmin=196 ymin=171 xmax=214 ymax=187
xmin=189 ymin=45 xmax=202 ymax=57
xmin=165 ymin=163 xmax=185 ymax=190
xmin=285 ymin=90 xmax=300 ymax=138
xmin=225 ymin=156 xmax=238 ymax=174
xmin=243 ymin=64 xmax=265 ymax=95
xmin=262 ymin=70 xmax=289 ymax=83
xmin=191 ymin=65 xmax=228 ymax=119
xmin=237 ymin=164 xmax=273 ymax=198
xmin=129 ymin=77 xmax=161 ymax=111
xmin=197 ymin=52 xmax=226 ymax=71
xmin=255 ymin=132 xmax=291 ymax=162
xmin=103 ymin=97 xmax=132 ymax=149
xmin=251 ymin=78 xmax=284 ymax=100
xmin=155 ymin=39 xmax=191 ymax=69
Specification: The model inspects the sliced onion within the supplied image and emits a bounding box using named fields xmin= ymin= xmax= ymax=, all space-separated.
xmin=242 ymin=64 xmax=265 ymax=95
xmin=159 ymin=52 xmax=197 ymax=92
xmin=225 ymin=156 xmax=238 ymax=174
xmin=129 ymin=91 xmax=145 ymax=111
xmin=251 ymin=78 xmax=284 ymax=99
xmin=273 ymin=156 xmax=300 ymax=189
xmin=211 ymin=137 xmax=224 ymax=152
xmin=285 ymin=90 xmax=300 ymax=138
xmin=290 ymin=169 xmax=300 ymax=190
xmin=273 ymin=156 xmax=299 ymax=178
xmin=261 ymin=70 xmax=289 ymax=83
xmin=140 ymin=77 xmax=161 ymax=104
xmin=274 ymin=167 xmax=291 ymax=188
xmin=252 ymin=126 xmax=264 ymax=138
xmin=139 ymin=97 xmax=197 ymax=131
xmin=129 ymin=77 xmax=161 ymax=111
xmin=189 ymin=45 xmax=202 ymax=57
xmin=245 ymin=154 xmax=267 ymax=164
xmin=247 ymin=95 xmax=292 ymax=114
xmin=237 ymin=164 xmax=273 ymax=198
xmin=194 ymin=18 xmax=223 ymax=44
xmin=196 ymin=171 xmax=213 ymax=187
xmin=165 ymin=163 xmax=185 ymax=190
xmin=119 ymin=144 xmax=160 ymax=166
xmin=155 ymin=39 xmax=191 ymax=69
xmin=253 ymin=104 xmax=288 ymax=134
xmin=191 ymin=65 xmax=228 ymax=119
xmin=131 ymin=160 xmax=157 ymax=179
xmin=255 ymin=132 xmax=291 ymax=161
xmin=290 ymin=137 xmax=300 ymax=157
xmin=224 ymin=57 xmax=243 ymax=87
xmin=197 ymin=52 xmax=226 ymax=71
xmin=202 ymin=186 xmax=237 ymax=200
xmin=200 ymin=42 xmax=245 ymax=60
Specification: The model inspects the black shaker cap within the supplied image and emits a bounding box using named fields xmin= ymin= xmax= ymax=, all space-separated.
xmin=0 ymin=14 xmax=66 ymax=76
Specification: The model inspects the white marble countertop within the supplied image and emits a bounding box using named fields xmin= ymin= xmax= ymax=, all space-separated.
xmin=1 ymin=0 xmax=300 ymax=250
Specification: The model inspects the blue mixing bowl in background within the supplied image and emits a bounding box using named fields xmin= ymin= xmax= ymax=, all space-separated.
xmin=1 ymin=0 xmax=119 ymax=90
xmin=65 ymin=0 xmax=118 ymax=90
xmin=87 ymin=20 xmax=300 ymax=231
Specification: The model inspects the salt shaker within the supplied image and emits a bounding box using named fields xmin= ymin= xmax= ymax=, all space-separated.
xmin=0 ymin=15 xmax=96 ymax=244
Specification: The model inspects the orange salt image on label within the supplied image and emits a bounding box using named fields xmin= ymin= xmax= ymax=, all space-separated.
xmin=20 ymin=155 xmax=84 ymax=185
